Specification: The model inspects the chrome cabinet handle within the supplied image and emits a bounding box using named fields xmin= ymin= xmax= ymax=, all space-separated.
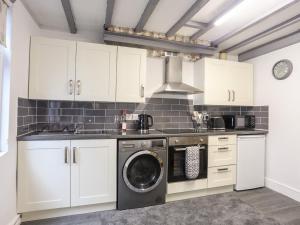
xmin=175 ymin=146 xmax=206 ymax=151
xmin=228 ymin=90 xmax=231 ymax=102
xmin=73 ymin=147 xmax=77 ymax=164
xmin=218 ymin=137 xmax=228 ymax=140
xmin=76 ymin=80 xmax=81 ymax=95
xmin=140 ymin=84 xmax=145 ymax=98
xmin=232 ymin=90 xmax=235 ymax=102
xmin=217 ymin=168 xmax=229 ymax=173
xmin=64 ymin=147 xmax=69 ymax=164
xmin=218 ymin=147 xmax=229 ymax=152
xmin=69 ymin=80 xmax=74 ymax=95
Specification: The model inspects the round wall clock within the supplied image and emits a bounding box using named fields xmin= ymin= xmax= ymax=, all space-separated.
xmin=272 ymin=59 xmax=293 ymax=80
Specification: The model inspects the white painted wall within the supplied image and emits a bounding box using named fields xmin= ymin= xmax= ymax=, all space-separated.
xmin=247 ymin=42 xmax=300 ymax=201
xmin=40 ymin=28 xmax=102 ymax=43
xmin=0 ymin=2 xmax=41 ymax=225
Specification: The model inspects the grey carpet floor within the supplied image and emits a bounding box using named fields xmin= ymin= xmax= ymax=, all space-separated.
xmin=22 ymin=192 xmax=282 ymax=225
xmin=236 ymin=188 xmax=300 ymax=225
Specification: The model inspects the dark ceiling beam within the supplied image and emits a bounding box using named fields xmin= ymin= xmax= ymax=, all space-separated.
xmin=223 ymin=14 xmax=300 ymax=53
xmin=213 ymin=0 xmax=300 ymax=46
xmin=61 ymin=0 xmax=77 ymax=34
xmin=184 ymin=21 xmax=208 ymax=30
xmin=105 ymin=0 xmax=115 ymax=29
xmin=135 ymin=0 xmax=160 ymax=32
xmin=239 ymin=30 xmax=300 ymax=61
xmin=190 ymin=0 xmax=244 ymax=40
xmin=103 ymin=31 xmax=217 ymax=55
xmin=166 ymin=0 xmax=210 ymax=36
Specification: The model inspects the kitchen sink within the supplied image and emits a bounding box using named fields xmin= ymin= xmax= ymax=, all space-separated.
xmin=34 ymin=130 xmax=75 ymax=136
xmin=33 ymin=129 xmax=115 ymax=136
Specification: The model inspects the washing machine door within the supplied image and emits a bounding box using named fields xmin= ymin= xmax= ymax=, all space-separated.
xmin=123 ymin=150 xmax=164 ymax=193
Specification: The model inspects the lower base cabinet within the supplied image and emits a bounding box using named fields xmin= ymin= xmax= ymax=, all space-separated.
xmin=207 ymin=135 xmax=237 ymax=189
xmin=17 ymin=139 xmax=117 ymax=213
xmin=207 ymin=165 xmax=236 ymax=188
xmin=71 ymin=140 xmax=116 ymax=207
xmin=17 ymin=141 xmax=71 ymax=212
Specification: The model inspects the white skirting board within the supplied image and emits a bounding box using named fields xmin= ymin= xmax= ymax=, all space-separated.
xmin=21 ymin=202 xmax=116 ymax=222
xmin=7 ymin=215 xmax=21 ymax=225
xmin=266 ymin=177 xmax=300 ymax=202
xmin=166 ymin=185 xmax=234 ymax=202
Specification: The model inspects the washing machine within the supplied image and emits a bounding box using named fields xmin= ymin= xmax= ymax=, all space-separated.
xmin=117 ymin=138 xmax=167 ymax=210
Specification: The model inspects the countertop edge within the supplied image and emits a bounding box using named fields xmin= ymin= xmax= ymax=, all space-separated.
xmin=17 ymin=130 xmax=268 ymax=141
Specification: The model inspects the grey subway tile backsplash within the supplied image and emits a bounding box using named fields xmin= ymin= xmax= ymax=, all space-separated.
xmin=195 ymin=104 xmax=269 ymax=130
xmin=17 ymin=98 xmax=37 ymax=136
xmin=17 ymin=97 xmax=269 ymax=136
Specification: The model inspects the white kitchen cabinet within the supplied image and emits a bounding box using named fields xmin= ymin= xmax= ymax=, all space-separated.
xmin=75 ymin=42 xmax=117 ymax=101
xmin=29 ymin=37 xmax=147 ymax=103
xmin=208 ymin=135 xmax=237 ymax=188
xmin=207 ymin=165 xmax=236 ymax=188
xmin=17 ymin=141 xmax=71 ymax=213
xmin=208 ymin=145 xmax=236 ymax=167
xmin=116 ymin=46 xmax=146 ymax=102
xmin=208 ymin=135 xmax=237 ymax=146
xmin=29 ymin=37 xmax=76 ymax=100
xmin=17 ymin=139 xmax=117 ymax=213
xmin=194 ymin=58 xmax=253 ymax=106
xmin=71 ymin=139 xmax=117 ymax=207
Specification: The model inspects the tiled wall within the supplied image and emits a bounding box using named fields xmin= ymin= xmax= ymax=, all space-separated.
xmin=17 ymin=97 xmax=269 ymax=136
xmin=17 ymin=98 xmax=37 ymax=135
xmin=194 ymin=105 xmax=269 ymax=130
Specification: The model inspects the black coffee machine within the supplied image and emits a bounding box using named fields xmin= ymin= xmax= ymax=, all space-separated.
xmin=137 ymin=114 xmax=153 ymax=134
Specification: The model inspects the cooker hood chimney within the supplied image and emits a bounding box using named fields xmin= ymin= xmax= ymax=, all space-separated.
xmin=155 ymin=56 xmax=203 ymax=95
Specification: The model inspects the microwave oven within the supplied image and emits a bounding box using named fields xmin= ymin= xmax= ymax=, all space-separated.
xmin=222 ymin=115 xmax=255 ymax=130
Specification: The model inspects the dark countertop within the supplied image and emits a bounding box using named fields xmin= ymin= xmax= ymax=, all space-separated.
xmin=17 ymin=129 xmax=268 ymax=141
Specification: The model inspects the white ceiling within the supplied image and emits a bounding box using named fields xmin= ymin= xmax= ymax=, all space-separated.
xmin=21 ymin=0 xmax=300 ymax=55
xmin=143 ymin=0 xmax=195 ymax=33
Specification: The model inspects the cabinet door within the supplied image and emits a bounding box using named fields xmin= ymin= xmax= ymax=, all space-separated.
xmin=29 ymin=37 xmax=76 ymax=100
xmin=204 ymin=58 xmax=232 ymax=105
xmin=17 ymin=141 xmax=71 ymax=213
xmin=229 ymin=62 xmax=253 ymax=106
xmin=71 ymin=139 xmax=117 ymax=207
xmin=116 ymin=46 xmax=146 ymax=102
xmin=75 ymin=42 xmax=117 ymax=101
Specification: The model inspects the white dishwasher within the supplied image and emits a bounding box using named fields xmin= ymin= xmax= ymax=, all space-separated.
xmin=235 ymin=135 xmax=266 ymax=191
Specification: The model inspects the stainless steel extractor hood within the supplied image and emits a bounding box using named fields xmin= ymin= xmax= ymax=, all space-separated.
xmin=155 ymin=56 xmax=203 ymax=95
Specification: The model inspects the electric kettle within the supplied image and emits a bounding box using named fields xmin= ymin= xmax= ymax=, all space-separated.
xmin=137 ymin=114 xmax=153 ymax=133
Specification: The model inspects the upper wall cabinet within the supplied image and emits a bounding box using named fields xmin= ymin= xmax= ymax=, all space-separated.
xmin=29 ymin=37 xmax=76 ymax=100
xmin=194 ymin=58 xmax=253 ymax=106
xmin=29 ymin=37 xmax=147 ymax=103
xmin=76 ymin=42 xmax=117 ymax=101
xmin=116 ymin=46 xmax=146 ymax=103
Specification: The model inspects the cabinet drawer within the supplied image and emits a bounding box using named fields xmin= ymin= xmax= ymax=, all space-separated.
xmin=208 ymin=165 xmax=236 ymax=188
xmin=208 ymin=145 xmax=236 ymax=167
xmin=209 ymin=135 xmax=236 ymax=146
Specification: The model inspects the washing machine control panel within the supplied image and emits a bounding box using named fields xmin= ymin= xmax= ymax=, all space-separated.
xmin=119 ymin=139 xmax=166 ymax=152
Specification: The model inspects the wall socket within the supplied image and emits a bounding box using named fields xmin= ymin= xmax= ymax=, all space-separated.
xmin=126 ymin=114 xmax=139 ymax=121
